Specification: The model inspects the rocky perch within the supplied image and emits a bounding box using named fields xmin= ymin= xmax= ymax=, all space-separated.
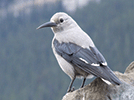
xmin=62 ymin=61 xmax=134 ymax=100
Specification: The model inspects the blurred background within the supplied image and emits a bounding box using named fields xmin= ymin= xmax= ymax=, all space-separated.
xmin=0 ymin=0 xmax=134 ymax=100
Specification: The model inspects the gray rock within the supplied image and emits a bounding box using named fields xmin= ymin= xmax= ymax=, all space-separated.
xmin=62 ymin=61 xmax=134 ymax=100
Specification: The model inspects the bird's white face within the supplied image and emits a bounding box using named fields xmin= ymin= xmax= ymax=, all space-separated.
xmin=37 ymin=12 xmax=78 ymax=34
xmin=50 ymin=12 xmax=77 ymax=33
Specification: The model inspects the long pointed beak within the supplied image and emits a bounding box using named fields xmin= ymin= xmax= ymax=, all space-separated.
xmin=36 ymin=22 xmax=57 ymax=30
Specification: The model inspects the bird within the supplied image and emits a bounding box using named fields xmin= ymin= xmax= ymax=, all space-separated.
xmin=37 ymin=12 xmax=122 ymax=92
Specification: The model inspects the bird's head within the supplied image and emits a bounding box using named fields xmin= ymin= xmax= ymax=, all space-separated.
xmin=37 ymin=12 xmax=78 ymax=33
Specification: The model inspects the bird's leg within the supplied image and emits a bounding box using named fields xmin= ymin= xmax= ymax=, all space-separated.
xmin=67 ymin=76 xmax=76 ymax=92
xmin=80 ymin=77 xmax=86 ymax=88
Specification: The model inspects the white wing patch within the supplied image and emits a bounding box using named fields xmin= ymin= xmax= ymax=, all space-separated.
xmin=91 ymin=62 xmax=107 ymax=66
xmin=79 ymin=58 xmax=89 ymax=64
xmin=91 ymin=63 xmax=99 ymax=66
xmin=101 ymin=78 xmax=111 ymax=85
xmin=102 ymin=62 xmax=107 ymax=66
xmin=79 ymin=58 xmax=107 ymax=67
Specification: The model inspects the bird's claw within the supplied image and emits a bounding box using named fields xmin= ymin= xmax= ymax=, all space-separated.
xmin=67 ymin=87 xmax=75 ymax=92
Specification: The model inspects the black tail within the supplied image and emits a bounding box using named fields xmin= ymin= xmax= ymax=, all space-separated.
xmin=103 ymin=66 xmax=122 ymax=85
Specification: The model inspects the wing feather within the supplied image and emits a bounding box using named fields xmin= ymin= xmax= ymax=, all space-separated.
xmin=53 ymin=39 xmax=122 ymax=85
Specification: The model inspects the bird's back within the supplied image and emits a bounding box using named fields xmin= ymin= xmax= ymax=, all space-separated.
xmin=54 ymin=27 xmax=95 ymax=48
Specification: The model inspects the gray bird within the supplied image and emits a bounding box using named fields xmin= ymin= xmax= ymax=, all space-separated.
xmin=37 ymin=12 xmax=122 ymax=92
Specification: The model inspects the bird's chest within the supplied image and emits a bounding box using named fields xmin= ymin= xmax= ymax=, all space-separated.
xmin=53 ymin=30 xmax=94 ymax=49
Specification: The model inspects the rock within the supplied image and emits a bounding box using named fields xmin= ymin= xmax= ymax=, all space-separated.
xmin=62 ymin=61 xmax=134 ymax=100
xmin=125 ymin=61 xmax=134 ymax=74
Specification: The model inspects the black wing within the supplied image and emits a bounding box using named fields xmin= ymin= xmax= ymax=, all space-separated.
xmin=53 ymin=39 xmax=122 ymax=85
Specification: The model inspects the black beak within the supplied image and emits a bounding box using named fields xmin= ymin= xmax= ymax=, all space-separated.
xmin=36 ymin=22 xmax=57 ymax=30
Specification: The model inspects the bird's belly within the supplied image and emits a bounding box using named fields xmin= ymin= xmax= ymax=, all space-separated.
xmin=74 ymin=66 xmax=94 ymax=79
xmin=54 ymin=53 xmax=75 ymax=79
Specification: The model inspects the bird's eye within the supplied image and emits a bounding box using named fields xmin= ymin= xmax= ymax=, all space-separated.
xmin=60 ymin=18 xmax=64 ymax=23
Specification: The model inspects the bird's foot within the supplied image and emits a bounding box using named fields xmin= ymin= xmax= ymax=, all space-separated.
xmin=67 ymin=87 xmax=75 ymax=93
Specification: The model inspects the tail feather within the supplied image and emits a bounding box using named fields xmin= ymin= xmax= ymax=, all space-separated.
xmin=103 ymin=66 xmax=122 ymax=85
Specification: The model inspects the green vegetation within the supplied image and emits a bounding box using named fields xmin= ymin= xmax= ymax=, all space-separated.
xmin=0 ymin=0 xmax=134 ymax=100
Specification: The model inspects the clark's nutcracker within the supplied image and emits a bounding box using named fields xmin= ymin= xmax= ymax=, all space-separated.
xmin=37 ymin=12 xmax=122 ymax=92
